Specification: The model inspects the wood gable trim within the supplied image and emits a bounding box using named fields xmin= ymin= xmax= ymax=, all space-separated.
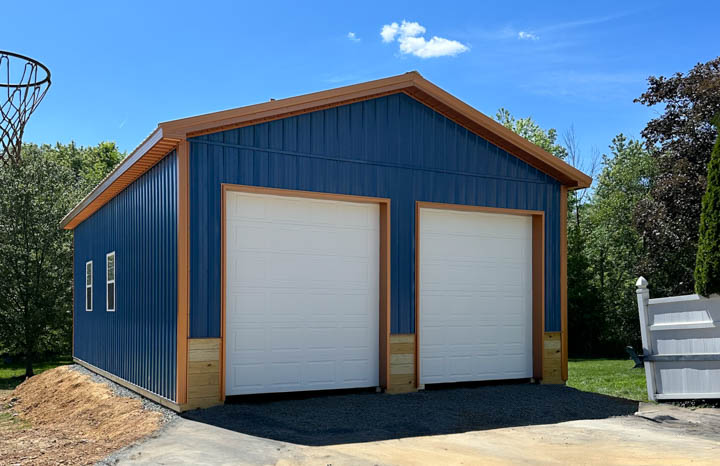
xmin=60 ymin=72 xmax=590 ymax=231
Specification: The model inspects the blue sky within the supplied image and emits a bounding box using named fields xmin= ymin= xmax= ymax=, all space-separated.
xmin=3 ymin=1 xmax=718 ymax=169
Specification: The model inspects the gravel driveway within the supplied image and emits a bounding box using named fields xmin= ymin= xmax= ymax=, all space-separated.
xmin=111 ymin=384 xmax=720 ymax=465
xmin=183 ymin=383 xmax=638 ymax=446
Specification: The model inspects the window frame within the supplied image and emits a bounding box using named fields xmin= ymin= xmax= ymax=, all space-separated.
xmin=106 ymin=251 xmax=116 ymax=312
xmin=85 ymin=260 xmax=93 ymax=312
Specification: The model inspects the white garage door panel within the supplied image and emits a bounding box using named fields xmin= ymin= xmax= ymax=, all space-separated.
xmin=226 ymin=191 xmax=379 ymax=395
xmin=419 ymin=208 xmax=533 ymax=384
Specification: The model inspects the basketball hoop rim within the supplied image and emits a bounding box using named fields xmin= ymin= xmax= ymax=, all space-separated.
xmin=0 ymin=50 xmax=51 ymax=89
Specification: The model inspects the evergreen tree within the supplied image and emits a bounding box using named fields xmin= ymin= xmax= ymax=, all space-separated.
xmin=695 ymin=118 xmax=720 ymax=296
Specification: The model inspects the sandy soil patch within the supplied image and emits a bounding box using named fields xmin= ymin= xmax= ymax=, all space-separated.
xmin=0 ymin=366 xmax=163 ymax=465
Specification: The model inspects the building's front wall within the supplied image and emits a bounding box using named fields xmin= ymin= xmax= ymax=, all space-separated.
xmin=70 ymin=92 xmax=567 ymax=407
xmin=188 ymin=93 xmax=562 ymax=339
xmin=73 ymin=151 xmax=178 ymax=402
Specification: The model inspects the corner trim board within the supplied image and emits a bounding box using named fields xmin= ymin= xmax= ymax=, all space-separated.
xmin=176 ymin=140 xmax=190 ymax=405
xmin=72 ymin=234 xmax=75 ymax=358
xmin=560 ymin=185 xmax=568 ymax=381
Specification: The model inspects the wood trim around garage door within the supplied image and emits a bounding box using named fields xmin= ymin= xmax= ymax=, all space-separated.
xmin=415 ymin=202 xmax=546 ymax=385
xmin=220 ymin=184 xmax=391 ymax=400
xmin=560 ymin=186 xmax=568 ymax=381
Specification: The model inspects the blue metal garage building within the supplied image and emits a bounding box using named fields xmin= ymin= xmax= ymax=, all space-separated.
xmin=62 ymin=72 xmax=591 ymax=411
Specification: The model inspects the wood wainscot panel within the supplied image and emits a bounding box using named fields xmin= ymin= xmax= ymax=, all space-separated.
xmin=388 ymin=334 xmax=417 ymax=393
xmin=182 ymin=338 xmax=222 ymax=410
xmin=542 ymin=332 xmax=564 ymax=384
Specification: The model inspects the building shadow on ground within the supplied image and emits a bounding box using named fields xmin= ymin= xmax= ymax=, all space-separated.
xmin=182 ymin=382 xmax=639 ymax=446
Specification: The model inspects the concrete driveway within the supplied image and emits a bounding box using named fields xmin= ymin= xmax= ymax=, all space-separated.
xmin=109 ymin=385 xmax=720 ymax=465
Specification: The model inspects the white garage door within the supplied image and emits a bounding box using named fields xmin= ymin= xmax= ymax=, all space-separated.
xmin=225 ymin=191 xmax=379 ymax=395
xmin=419 ymin=207 xmax=533 ymax=384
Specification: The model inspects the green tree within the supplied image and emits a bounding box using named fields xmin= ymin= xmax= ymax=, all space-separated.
xmin=695 ymin=118 xmax=720 ymax=296
xmin=23 ymin=141 xmax=124 ymax=190
xmin=0 ymin=152 xmax=80 ymax=376
xmin=567 ymin=216 xmax=604 ymax=356
xmin=634 ymin=57 xmax=720 ymax=297
xmin=585 ymin=135 xmax=655 ymax=353
xmin=0 ymin=142 xmax=123 ymax=376
xmin=496 ymin=108 xmax=568 ymax=159
xmin=495 ymin=109 xmax=604 ymax=354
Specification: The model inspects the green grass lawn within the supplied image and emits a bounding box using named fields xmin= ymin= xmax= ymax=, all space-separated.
xmin=568 ymin=358 xmax=649 ymax=402
xmin=1 ymin=356 xmax=650 ymax=401
xmin=0 ymin=357 xmax=72 ymax=391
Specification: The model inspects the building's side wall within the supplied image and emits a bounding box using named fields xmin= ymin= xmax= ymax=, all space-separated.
xmin=188 ymin=93 xmax=562 ymax=338
xmin=74 ymin=151 xmax=178 ymax=402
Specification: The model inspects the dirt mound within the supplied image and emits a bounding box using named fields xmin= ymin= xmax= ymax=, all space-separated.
xmin=0 ymin=365 xmax=163 ymax=465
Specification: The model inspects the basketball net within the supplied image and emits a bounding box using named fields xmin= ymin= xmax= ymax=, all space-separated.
xmin=0 ymin=51 xmax=51 ymax=165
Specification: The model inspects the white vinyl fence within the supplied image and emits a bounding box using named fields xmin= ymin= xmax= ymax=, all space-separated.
xmin=636 ymin=277 xmax=720 ymax=401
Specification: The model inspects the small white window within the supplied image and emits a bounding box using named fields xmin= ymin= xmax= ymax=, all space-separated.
xmin=106 ymin=252 xmax=116 ymax=312
xmin=85 ymin=261 xmax=93 ymax=312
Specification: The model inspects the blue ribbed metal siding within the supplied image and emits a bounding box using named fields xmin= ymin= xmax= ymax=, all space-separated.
xmin=189 ymin=93 xmax=562 ymax=336
xmin=74 ymin=151 xmax=178 ymax=401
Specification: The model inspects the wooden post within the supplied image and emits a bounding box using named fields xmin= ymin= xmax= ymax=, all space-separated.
xmin=636 ymin=277 xmax=657 ymax=401
xmin=177 ymin=141 xmax=190 ymax=405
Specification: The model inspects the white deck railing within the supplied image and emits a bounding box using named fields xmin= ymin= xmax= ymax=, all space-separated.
xmin=636 ymin=277 xmax=720 ymax=401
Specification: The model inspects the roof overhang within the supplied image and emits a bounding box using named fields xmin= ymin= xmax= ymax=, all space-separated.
xmin=59 ymin=128 xmax=181 ymax=229
xmin=61 ymin=71 xmax=591 ymax=230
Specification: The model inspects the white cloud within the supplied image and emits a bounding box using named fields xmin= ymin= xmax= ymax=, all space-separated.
xmin=347 ymin=32 xmax=360 ymax=42
xmin=381 ymin=22 xmax=400 ymax=42
xmin=397 ymin=20 xmax=426 ymax=38
xmin=518 ymin=31 xmax=539 ymax=40
xmin=400 ymin=36 xmax=469 ymax=58
xmin=380 ymin=20 xmax=468 ymax=58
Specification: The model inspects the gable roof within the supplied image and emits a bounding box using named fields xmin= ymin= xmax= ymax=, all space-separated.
xmin=61 ymin=71 xmax=591 ymax=229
